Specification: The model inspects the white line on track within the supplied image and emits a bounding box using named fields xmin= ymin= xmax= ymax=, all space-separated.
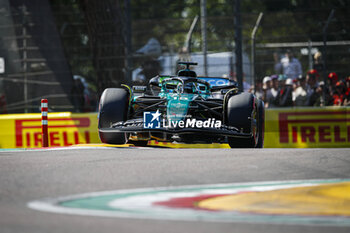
xmin=27 ymin=179 xmax=350 ymax=226
xmin=0 ymin=146 xmax=154 ymax=153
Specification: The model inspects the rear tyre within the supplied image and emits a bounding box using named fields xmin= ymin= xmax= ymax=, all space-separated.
xmin=226 ymin=92 xmax=257 ymax=148
xmin=98 ymin=88 xmax=129 ymax=144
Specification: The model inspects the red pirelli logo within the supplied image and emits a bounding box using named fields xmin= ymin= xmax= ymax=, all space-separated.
xmin=15 ymin=117 xmax=91 ymax=147
xmin=279 ymin=111 xmax=350 ymax=144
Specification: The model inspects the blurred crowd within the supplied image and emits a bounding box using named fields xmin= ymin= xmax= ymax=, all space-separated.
xmin=254 ymin=71 xmax=350 ymax=108
xmin=253 ymin=50 xmax=350 ymax=108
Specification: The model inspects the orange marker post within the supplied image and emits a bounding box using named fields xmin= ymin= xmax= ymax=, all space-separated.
xmin=41 ymin=99 xmax=49 ymax=147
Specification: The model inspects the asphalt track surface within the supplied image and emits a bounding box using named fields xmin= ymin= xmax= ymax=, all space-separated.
xmin=1 ymin=147 xmax=350 ymax=233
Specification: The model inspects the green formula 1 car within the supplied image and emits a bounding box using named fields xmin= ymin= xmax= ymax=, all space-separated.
xmin=98 ymin=62 xmax=264 ymax=148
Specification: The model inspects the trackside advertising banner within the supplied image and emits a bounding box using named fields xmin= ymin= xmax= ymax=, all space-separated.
xmin=264 ymin=107 xmax=350 ymax=148
xmin=0 ymin=112 xmax=99 ymax=148
xmin=0 ymin=107 xmax=349 ymax=148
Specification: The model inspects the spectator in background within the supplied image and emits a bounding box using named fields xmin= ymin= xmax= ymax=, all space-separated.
xmin=263 ymin=76 xmax=272 ymax=89
xmin=262 ymin=76 xmax=271 ymax=103
xmin=306 ymin=69 xmax=320 ymax=106
xmin=316 ymin=81 xmax=332 ymax=106
xmin=276 ymin=75 xmax=293 ymax=107
xmin=265 ymin=74 xmax=279 ymax=108
xmin=327 ymin=72 xmax=338 ymax=97
xmin=278 ymin=49 xmax=302 ymax=80
xmin=333 ymin=81 xmax=346 ymax=106
xmin=293 ymin=75 xmax=308 ymax=106
xmin=313 ymin=52 xmax=324 ymax=76
xmin=344 ymin=77 xmax=350 ymax=106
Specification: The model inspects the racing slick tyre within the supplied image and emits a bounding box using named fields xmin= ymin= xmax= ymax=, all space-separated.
xmin=255 ymin=99 xmax=265 ymax=148
xmin=98 ymin=88 xmax=129 ymax=144
xmin=226 ymin=92 xmax=263 ymax=148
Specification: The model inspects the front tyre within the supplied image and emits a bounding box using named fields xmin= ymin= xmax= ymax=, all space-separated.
xmin=226 ymin=93 xmax=263 ymax=148
xmin=98 ymin=88 xmax=129 ymax=144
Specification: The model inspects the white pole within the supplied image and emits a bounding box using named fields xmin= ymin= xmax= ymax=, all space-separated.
xmin=201 ymin=0 xmax=208 ymax=76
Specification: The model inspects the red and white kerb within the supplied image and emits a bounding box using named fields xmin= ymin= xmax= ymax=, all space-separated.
xmin=41 ymin=99 xmax=49 ymax=147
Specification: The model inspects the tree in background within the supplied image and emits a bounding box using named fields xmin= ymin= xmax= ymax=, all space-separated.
xmin=50 ymin=0 xmax=350 ymax=98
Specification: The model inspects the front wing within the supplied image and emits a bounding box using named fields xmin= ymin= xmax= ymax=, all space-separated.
xmin=99 ymin=119 xmax=252 ymax=138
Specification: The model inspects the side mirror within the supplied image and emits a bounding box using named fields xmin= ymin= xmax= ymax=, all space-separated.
xmin=149 ymin=77 xmax=159 ymax=86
